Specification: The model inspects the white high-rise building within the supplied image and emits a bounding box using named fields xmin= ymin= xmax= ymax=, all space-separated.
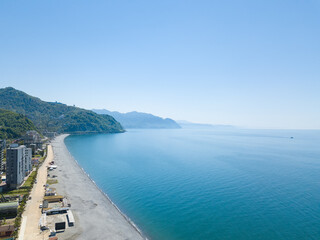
xmin=6 ymin=145 xmax=32 ymax=189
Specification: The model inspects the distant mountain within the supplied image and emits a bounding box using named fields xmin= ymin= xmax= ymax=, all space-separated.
xmin=92 ymin=109 xmax=181 ymax=129
xmin=0 ymin=87 xmax=124 ymax=134
xmin=177 ymin=120 xmax=234 ymax=129
xmin=0 ymin=108 xmax=37 ymax=139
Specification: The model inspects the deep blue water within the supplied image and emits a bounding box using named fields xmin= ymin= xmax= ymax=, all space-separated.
xmin=64 ymin=129 xmax=320 ymax=240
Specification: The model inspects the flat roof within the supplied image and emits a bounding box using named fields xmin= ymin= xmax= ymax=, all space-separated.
xmin=0 ymin=202 xmax=19 ymax=209
xmin=45 ymin=207 xmax=69 ymax=214
xmin=44 ymin=195 xmax=63 ymax=200
xmin=0 ymin=225 xmax=14 ymax=232
xmin=67 ymin=210 xmax=75 ymax=223
xmin=39 ymin=213 xmax=46 ymax=227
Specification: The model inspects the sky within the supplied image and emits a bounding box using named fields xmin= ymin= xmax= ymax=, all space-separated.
xmin=0 ymin=0 xmax=319 ymax=129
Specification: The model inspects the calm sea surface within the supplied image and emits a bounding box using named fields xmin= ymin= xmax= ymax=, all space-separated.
xmin=65 ymin=128 xmax=320 ymax=240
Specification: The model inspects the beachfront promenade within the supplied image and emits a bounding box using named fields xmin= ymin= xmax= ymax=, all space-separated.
xmin=18 ymin=135 xmax=145 ymax=240
xmin=19 ymin=145 xmax=53 ymax=240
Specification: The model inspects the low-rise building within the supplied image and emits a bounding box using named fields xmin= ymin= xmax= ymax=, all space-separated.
xmin=23 ymin=130 xmax=42 ymax=149
xmin=0 ymin=225 xmax=14 ymax=238
xmin=30 ymin=143 xmax=37 ymax=153
xmin=44 ymin=131 xmax=57 ymax=139
xmin=32 ymin=157 xmax=40 ymax=166
xmin=0 ymin=201 xmax=19 ymax=216
xmin=45 ymin=188 xmax=56 ymax=196
xmin=44 ymin=195 xmax=64 ymax=203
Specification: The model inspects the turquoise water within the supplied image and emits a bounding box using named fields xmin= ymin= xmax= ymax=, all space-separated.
xmin=65 ymin=129 xmax=320 ymax=240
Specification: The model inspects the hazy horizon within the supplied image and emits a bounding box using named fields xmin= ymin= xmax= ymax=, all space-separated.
xmin=1 ymin=1 xmax=319 ymax=129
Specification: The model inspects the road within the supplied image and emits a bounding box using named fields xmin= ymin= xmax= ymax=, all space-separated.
xmin=18 ymin=145 xmax=53 ymax=240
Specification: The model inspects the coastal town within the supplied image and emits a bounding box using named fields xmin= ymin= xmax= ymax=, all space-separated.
xmin=0 ymin=130 xmax=76 ymax=240
xmin=1 ymin=0 xmax=319 ymax=239
xmin=0 ymin=87 xmax=146 ymax=240
xmin=0 ymin=130 xmax=145 ymax=240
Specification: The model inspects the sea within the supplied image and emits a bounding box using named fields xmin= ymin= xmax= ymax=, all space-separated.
xmin=64 ymin=128 xmax=320 ymax=240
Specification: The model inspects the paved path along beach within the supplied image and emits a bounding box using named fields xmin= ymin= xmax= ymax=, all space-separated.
xmin=51 ymin=134 xmax=145 ymax=240
xmin=19 ymin=145 xmax=53 ymax=240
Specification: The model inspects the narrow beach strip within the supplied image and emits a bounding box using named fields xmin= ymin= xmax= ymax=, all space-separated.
xmin=51 ymin=134 xmax=146 ymax=240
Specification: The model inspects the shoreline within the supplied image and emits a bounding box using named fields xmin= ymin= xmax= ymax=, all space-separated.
xmin=51 ymin=134 xmax=146 ymax=240
xmin=66 ymin=138 xmax=147 ymax=238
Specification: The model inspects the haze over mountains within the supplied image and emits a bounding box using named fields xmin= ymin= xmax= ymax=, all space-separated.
xmin=0 ymin=87 xmax=124 ymax=134
xmin=177 ymin=120 xmax=235 ymax=129
xmin=92 ymin=109 xmax=181 ymax=129
xmin=0 ymin=87 xmax=230 ymax=138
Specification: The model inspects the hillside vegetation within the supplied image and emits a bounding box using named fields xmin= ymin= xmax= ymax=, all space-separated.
xmin=0 ymin=87 xmax=124 ymax=134
xmin=0 ymin=109 xmax=37 ymax=139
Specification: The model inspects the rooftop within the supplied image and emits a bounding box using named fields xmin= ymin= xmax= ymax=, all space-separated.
xmin=0 ymin=224 xmax=14 ymax=232
xmin=44 ymin=195 xmax=63 ymax=200
xmin=0 ymin=201 xmax=19 ymax=209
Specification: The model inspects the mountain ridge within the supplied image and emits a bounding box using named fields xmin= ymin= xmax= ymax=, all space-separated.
xmin=92 ymin=109 xmax=181 ymax=129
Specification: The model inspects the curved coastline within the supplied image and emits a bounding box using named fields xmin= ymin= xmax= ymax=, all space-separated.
xmin=51 ymin=134 xmax=146 ymax=240
xmin=65 ymin=136 xmax=147 ymax=239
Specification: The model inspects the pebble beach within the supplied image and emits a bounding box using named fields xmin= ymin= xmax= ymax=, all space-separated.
xmin=50 ymin=134 xmax=145 ymax=240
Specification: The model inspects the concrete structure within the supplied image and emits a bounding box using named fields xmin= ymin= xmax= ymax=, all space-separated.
xmin=23 ymin=130 xmax=42 ymax=149
xmin=6 ymin=145 xmax=32 ymax=189
xmin=25 ymin=147 xmax=32 ymax=173
xmin=44 ymin=131 xmax=57 ymax=139
xmin=39 ymin=213 xmax=47 ymax=230
xmin=30 ymin=143 xmax=37 ymax=153
xmin=44 ymin=195 xmax=63 ymax=203
xmin=45 ymin=188 xmax=56 ymax=196
xmin=0 ymin=139 xmax=5 ymax=171
xmin=32 ymin=157 xmax=40 ymax=166
xmin=67 ymin=209 xmax=75 ymax=226
xmin=45 ymin=207 xmax=69 ymax=215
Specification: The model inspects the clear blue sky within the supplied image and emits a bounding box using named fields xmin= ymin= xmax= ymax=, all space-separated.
xmin=0 ymin=0 xmax=319 ymax=129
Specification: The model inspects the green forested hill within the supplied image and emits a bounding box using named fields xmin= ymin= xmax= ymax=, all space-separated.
xmin=0 ymin=87 xmax=124 ymax=134
xmin=0 ymin=109 xmax=37 ymax=139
